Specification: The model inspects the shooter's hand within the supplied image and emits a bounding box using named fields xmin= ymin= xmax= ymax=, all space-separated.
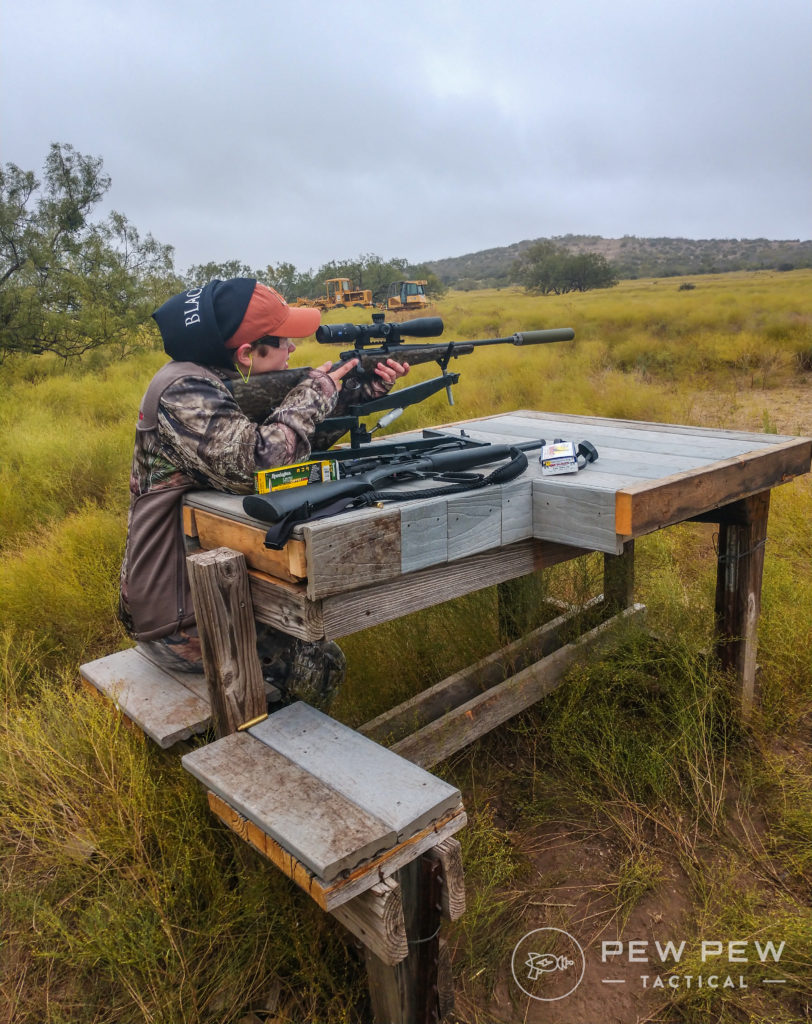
xmin=318 ymin=358 xmax=359 ymax=389
xmin=374 ymin=358 xmax=410 ymax=385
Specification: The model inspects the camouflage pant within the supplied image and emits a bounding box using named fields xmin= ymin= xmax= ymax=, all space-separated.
xmin=255 ymin=624 xmax=346 ymax=711
xmin=138 ymin=624 xmax=345 ymax=712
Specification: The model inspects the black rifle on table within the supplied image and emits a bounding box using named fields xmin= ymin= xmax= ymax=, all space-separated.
xmin=226 ymin=314 xmax=574 ymax=451
xmin=244 ymin=438 xmax=545 ymax=548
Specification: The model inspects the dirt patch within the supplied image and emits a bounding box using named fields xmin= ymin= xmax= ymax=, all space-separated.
xmin=686 ymin=380 xmax=812 ymax=436
xmin=452 ymin=822 xmax=693 ymax=1024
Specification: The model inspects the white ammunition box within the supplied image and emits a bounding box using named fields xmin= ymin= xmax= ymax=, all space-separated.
xmin=539 ymin=441 xmax=579 ymax=476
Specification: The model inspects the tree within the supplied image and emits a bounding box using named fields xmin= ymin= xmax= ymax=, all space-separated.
xmin=186 ymin=252 xmax=448 ymax=306
xmin=513 ymin=242 xmax=618 ymax=295
xmin=183 ymin=258 xmax=257 ymax=285
xmin=0 ymin=143 xmax=177 ymax=360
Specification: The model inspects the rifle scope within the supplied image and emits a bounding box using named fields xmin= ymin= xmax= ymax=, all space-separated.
xmin=316 ymin=315 xmax=444 ymax=346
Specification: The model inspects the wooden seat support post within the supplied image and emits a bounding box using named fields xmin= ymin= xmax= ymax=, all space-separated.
xmin=712 ymin=490 xmax=771 ymax=714
xmin=365 ymin=838 xmax=464 ymax=1024
xmin=186 ymin=547 xmax=266 ymax=737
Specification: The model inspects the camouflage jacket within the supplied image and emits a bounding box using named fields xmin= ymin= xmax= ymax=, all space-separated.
xmin=120 ymin=360 xmax=390 ymax=640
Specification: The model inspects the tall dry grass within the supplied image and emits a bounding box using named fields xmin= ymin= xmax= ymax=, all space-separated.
xmin=2 ymin=269 xmax=811 ymax=1022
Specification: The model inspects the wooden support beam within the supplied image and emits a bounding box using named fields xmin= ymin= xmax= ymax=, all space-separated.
xmin=206 ymin=791 xmax=466 ymax=911
xmin=603 ymin=540 xmax=635 ymax=614
xmin=497 ymin=573 xmax=544 ymax=645
xmin=437 ymin=938 xmax=454 ymax=1020
xmin=426 ymin=837 xmax=466 ymax=921
xmin=331 ymin=878 xmax=408 ymax=966
xmin=687 ymin=496 xmax=759 ymax=526
xmin=713 ymin=489 xmax=770 ymax=714
xmin=614 ymin=439 xmax=809 ymax=537
xmin=360 ymin=603 xmax=598 ymax=746
xmin=186 ymin=547 xmax=266 ymax=738
xmin=189 ymin=506 xmax=308 ymax=582
xmin=391 ymin=604 xmax=646 ymax=769
xmin=317 ymin=539 xmax=586 ymax=640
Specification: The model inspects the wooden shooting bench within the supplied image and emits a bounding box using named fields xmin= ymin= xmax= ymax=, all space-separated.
xmin=80 ymin=408 xmax=811 ymax=1024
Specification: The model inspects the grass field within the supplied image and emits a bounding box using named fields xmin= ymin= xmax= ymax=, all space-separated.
xmin=1 ymin=270 xmax=811 ymax=1023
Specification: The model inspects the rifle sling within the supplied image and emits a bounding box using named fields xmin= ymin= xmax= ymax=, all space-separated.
xmin=261 ymin=447 xmax=529 ymax=550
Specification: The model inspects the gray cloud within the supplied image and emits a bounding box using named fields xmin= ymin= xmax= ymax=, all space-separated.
xmin=2 ymin=0 xmax=809 ymax=273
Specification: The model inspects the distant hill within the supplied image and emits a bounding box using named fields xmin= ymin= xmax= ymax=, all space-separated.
xmin=424 ymin=235 xmax=812 ymax=288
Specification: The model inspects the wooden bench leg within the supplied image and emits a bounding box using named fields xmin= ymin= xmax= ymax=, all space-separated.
xmin=713 ymin=490 xmax=770 ymax=714
xmin=603 ymin=540 xmax=635 ymax=614
xmin=497 ymin=572 xmax=545 ymax=644
xmin=186 ymin=547 xmax=266 ymax=738
xmin=365 ymin=853 xmax=445 ymax=1024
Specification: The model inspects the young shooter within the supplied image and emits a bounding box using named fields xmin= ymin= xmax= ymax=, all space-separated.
xmin=119 ymin=278 xmax=408 ymax=707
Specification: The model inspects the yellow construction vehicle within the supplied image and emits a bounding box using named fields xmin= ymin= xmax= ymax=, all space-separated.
xmin=293 ymin=277 xmax=374 ymax=310
xmin=381 ymin=280 xmax=429 ymax=312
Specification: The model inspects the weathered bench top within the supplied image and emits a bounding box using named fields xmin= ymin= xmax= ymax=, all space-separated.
xmin=183 ymin=409 xmax=811 ymax=605
xmin=80 ymin=647 xmax=211 ymax=747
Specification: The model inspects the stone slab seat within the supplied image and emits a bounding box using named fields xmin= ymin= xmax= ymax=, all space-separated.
xmin=79 ymin=646 xmax=281 ymax=749
xmin=181 ymin=702 xmax=466 ymax=908
xmin=79 ymin=647 xmax=212 ymax=748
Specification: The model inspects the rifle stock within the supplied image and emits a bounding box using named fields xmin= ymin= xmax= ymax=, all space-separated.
xmin=243 ymin=440 xmax=542 ymax=523
xmin=224 ymin=346 xmax=464 ymax=423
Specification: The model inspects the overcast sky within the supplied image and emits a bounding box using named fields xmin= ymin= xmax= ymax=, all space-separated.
xmin=2 ymin=0 xmax=810 ymax=275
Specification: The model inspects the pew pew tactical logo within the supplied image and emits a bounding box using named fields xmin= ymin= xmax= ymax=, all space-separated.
xmin=511 ymin=931 xmax=788 ymax=1003
xmin=510 ymin=927 xmax=586 ymax=1001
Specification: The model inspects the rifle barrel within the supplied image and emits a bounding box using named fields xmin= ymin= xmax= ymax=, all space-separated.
xmin=466 ymin=328 xmax=574 ymax=347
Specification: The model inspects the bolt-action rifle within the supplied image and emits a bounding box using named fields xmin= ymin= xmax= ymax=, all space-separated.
xmin=226 ymin=314 xmax=574 ymax=450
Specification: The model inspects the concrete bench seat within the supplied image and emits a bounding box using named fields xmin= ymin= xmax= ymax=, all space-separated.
xmin=80 ymin=647 xmax=211 ymax=747
xmin=79 ymin=647 xmax=280 ymax=749
xmin=181 ymin=702 xmax=467 ymax=911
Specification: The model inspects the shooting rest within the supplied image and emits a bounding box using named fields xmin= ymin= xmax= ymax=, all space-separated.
xmin=80 ymin=408 xmax=811 ymax=1022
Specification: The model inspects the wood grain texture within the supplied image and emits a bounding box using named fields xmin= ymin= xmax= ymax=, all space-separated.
xmin=446 ymin=490 xmax=502 ymax=561
xmin=426 ymin=837 xmax=466 ymax=920
xmin=714 ymin=489 xmax=771 ymax=714
xmin=184 ymin=732 xmax=395 ymax=879
xmin=457 ymin=409 xmax=801 ymax=445
xmin=500 ymin=480 xmax=534 ymax=544
xmin=192 ymin=508 xmax=307 ymax=581
xmin=615 ymin=439 xmax=811 ymax=536
xmin=186 ymin=548 xmax=266 ymax=737
xmin=330 ymin=878 xmax=408 ymax=966
xmin=532 ymin=478 xmax=622 ymax=554
xmin=319 ymin=539 xmax=587 ymax=640
xmin=400 ymin=497 xmax=449 ymax=573
xmin=247 ymin=569 xmax=325 ymax=640
xmin=364 ymin=856 xmax=443 ymax=1024
xmin=603 ymin=541 xmax=635 ymax=614
xmin=359 ymin=599 xmax=604 ymax=747
xmin=206 ymin=789 xmax=466 ymax=910
xmin=458 ymin=414 xmax=797 ymax=457
xmin=303 ymin=510 xmax=402 ymax=600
